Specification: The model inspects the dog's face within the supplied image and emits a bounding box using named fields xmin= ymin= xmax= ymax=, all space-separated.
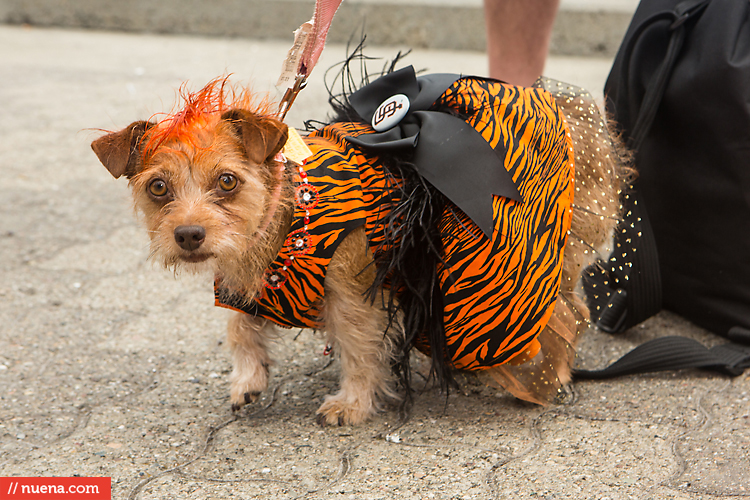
xmin=92 ymin=107 xmax=288 ymax=280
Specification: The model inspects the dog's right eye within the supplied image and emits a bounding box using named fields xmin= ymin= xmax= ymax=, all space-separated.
xmin=217 ymin=174 xmax=238 ymax=193
xmin=148 ymin=179 xmax=169 ymax=198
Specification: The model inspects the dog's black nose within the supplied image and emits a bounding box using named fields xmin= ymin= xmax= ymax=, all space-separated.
xmin=174 ymin=225 xmax=206 ymax=251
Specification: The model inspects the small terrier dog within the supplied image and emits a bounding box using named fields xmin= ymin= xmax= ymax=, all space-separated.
xmin=92 ymin=72 xmax=627 ymax=425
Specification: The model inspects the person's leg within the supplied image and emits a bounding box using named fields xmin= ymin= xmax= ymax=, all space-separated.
xmin=484 ymin=0 xmax=560 ymax=86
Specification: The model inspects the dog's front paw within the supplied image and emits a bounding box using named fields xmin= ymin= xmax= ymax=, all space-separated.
xmin=316 ymin=390 xmax=376 ymax=426
xmin=229 ymin=361 xmax=269 ymax=411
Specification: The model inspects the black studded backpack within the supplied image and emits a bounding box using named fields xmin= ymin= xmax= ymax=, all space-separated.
xmin=577 ymin=0 xmax=750 ymax=378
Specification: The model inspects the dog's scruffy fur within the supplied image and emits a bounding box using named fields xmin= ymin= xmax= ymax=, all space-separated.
xmin=92 ymin=76 xmax=628 ymax=425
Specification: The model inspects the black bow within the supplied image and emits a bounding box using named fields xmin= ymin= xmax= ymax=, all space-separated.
xmin=345 ymin=66 xmax=521 ymax=238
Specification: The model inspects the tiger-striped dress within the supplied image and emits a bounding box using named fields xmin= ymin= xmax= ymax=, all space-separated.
xmin=216 ymin=77 xmax=574 ymax=371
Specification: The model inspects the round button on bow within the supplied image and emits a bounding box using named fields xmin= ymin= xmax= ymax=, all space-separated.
xmin=371 ymin=94 xmax=410 ymax=132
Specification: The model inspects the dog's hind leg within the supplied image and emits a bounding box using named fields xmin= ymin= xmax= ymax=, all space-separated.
xmin=317 ymin=227 xmax=397 ymax=426
xmin=227 ymin=312 xmax=274 ymax=411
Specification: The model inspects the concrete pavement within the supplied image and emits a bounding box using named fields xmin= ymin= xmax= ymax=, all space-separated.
xmin=1 ymin=24 xmax=749 ymax=500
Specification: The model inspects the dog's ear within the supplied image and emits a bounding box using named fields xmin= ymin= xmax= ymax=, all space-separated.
xmin=91 ymin=121 xmax=153 ymax=179
xmin=221 ymin=109 xmax=289 ymax=165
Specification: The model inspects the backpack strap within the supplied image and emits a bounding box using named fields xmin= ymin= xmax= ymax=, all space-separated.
xmin=627 ymin=0 xmax=710 ymax=150
xmin=573 ymin=336 xmax=750 ymax=379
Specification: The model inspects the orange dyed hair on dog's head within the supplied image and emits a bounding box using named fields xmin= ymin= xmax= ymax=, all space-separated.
xmin=142 ymin=76 xmax=276 ymax=160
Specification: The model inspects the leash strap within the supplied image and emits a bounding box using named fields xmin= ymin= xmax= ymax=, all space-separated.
xmin=276 ymin=0 xmax=344 ymax=121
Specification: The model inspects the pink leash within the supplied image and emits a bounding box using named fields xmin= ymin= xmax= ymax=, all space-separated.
xmin=276 ymin=0 xmax=343 ymax=121
xmin=254 ymin=0 xmax=341 ymax=243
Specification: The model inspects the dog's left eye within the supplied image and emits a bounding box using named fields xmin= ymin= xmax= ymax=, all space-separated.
xmin=148 ymin=179 xmax=169 ymax=197
xmin=217 ymin=174 xmax=238 ymax=192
